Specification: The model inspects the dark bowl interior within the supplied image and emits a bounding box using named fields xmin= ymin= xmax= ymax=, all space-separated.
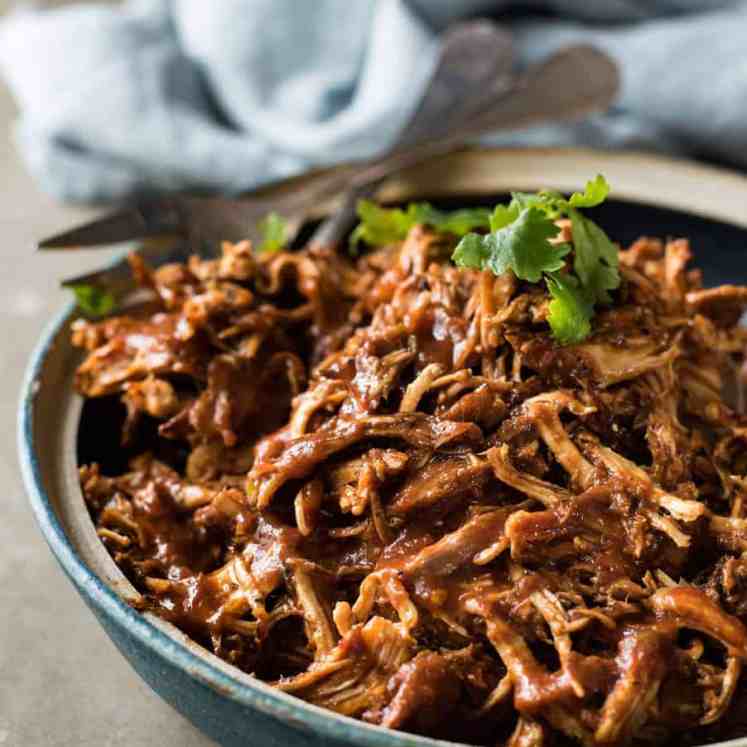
xmin=580 ymin=198 xmax=747 ymax=287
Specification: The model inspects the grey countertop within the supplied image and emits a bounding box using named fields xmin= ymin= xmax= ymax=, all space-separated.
xmin=0 ymin=63 xmax=214 ymax=747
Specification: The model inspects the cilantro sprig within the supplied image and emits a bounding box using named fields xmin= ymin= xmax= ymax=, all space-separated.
xmin=350 ymin=200 xmax=491 ymax=249
xmin=453 ymin=206 xmax=570 ymax=283
xmin=256 ymin=211 xmax=288 ymax=254
xmin=453 ymin=175 xmax=618 ymax=345
xmin=71 ymin=284 xmax=117 ymax=318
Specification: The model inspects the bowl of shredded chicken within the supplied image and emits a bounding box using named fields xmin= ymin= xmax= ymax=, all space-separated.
xmin=62 ymin=171 xmax=747 ymax=746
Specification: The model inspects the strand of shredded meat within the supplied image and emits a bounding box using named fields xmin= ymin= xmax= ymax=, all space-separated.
xmin=75 ymin=228 xmax=747 ymax=746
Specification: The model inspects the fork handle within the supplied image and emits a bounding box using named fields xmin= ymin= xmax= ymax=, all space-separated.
xmin=309 ymin=44 xmax=619 ymax=250
xmin=306 ymin=181 xmax=377 ymax=250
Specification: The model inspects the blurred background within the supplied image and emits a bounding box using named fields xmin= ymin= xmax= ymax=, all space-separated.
xmin=1 ymin=1 xmax=746 ymax=745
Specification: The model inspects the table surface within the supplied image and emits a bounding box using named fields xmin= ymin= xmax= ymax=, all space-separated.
xmin=0 ymin=54 xmax=215 ymax=747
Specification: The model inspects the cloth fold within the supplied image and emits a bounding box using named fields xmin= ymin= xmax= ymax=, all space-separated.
xmin=0 ymin=0 xmax=745 ymax=202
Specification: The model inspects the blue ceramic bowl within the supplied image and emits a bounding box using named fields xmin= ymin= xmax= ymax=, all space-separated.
xmin=18 ymin=148 xmax=747 ymax=747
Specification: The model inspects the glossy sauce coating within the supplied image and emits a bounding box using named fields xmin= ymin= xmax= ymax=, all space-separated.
xmin=77 ymin=232 xmax=747 ymax=746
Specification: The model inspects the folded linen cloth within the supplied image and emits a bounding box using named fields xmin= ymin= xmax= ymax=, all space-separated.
xmin=0 ymin=0 xmax=743 ymax=202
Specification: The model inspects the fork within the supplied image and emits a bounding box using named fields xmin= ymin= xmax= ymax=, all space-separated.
xmin=44 ymin=43 xmax=619 ymax=297
xmin=41 ymin=20 xmax=513 ymax=258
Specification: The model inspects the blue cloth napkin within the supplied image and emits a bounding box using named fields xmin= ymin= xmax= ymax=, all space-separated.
xmin=0 ymin=0 xmax=744 ymax=202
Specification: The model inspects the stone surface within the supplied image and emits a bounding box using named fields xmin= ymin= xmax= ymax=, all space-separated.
xmin=0 ymin=50 xmax=214 ymax=747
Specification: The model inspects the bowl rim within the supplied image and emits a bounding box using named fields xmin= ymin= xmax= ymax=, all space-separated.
xmin=18 ymin=145 xmax=747 ymax=747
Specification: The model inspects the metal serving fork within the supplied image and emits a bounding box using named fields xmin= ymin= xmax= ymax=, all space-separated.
xmin=40 ymin=21 xmax=515 ymax=253
xmin=40 ymin=34 xmax=619 ymax=299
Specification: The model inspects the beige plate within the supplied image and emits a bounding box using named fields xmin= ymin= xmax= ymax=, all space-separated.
xmin=20 ymin=146 xmax=747 ymax=747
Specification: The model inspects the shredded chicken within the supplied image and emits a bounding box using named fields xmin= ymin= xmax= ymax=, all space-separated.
xmin=75 ymin=228 xmax=747 ymax=746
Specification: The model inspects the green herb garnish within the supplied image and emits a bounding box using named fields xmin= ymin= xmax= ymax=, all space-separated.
xmin=545 ymin=272 xmax=593 ymax=345
xmin=71 ymin=284 xmax=117 ymax=318
xmin=452 ymin=174 xmax=618 ymax=345
xmin=453 ymin=206 xmax=570 ymax=283
xmin=350 ymin=200 xmax=491 ymax=249
xmin=257 ymin=211 xmax=288 ymax=254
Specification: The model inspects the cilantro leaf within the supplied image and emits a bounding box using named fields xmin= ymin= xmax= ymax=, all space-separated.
xmin=351 ymin=200 xmax=491 ymax=249
xmin=508 ymin=176 xmax=609 ymax=216
xmin=454 ymin=206 xmax=569 ymax=283
xmin=546 ymin=272 xmax=593 ymax=345
xmin=410 ymin=203 xmax=492 ymax=236
xmin=487 ymin=207 xmax=568 ymax=282
xmin=451 ymin=233 xmax=491 ymax=269
xmin=569 ymin=210 xmax=619 ymax=303
xmin=71 ymin=284 xmax=117 ymax=318
xmin=257 ymin=211 xmax=287 ymax=254
xmin=508 ymin=191 xmax=545 ymax=211
xmin=510 ymin=190 xmax=565 ymax=218
xmin=489 ymin=203 xmax=520 ymax=232
xmin=567 ymin=174 xmax=610 ymax=209
xmin=350 ymin=200 xmax=411 ymax=249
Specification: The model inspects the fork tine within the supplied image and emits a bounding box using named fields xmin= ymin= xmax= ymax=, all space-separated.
xmin=61 ymin=263 xmax=130 ymax=289
xmin=38 ymin=208 xmax=151 ymax=249
xmin=37 ymin=198 xmax=186 ymax=250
